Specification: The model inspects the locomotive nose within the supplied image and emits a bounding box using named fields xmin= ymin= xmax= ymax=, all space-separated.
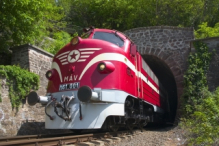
xmin=77 ymin=86 xmax=99 ymax=102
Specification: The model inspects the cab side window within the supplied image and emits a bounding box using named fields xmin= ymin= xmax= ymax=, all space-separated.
xmin=93 ymin=32 xmax=124 ymax=47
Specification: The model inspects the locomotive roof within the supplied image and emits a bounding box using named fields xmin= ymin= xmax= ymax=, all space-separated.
xmin=93 ymin=28 xmax=134 ymax=43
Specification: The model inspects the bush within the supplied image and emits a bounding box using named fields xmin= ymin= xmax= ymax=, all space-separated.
xmin=182 ymin=88 xmax=219 ymax=145
xmin=181 ymin=41 xmax=219 ymax=145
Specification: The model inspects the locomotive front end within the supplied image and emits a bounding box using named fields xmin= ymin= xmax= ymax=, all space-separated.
xmin=27 ymin=28 xmax=131 ymax=130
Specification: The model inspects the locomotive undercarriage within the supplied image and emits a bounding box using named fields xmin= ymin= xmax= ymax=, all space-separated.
xmin=102 ymin=96 xmax=163 ymax=132
xmin=28 ymin=90 xmax=165 ymax=131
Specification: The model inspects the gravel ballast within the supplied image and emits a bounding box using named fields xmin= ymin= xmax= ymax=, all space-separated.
xmin=111 ymin=126 xmax=187 ymax=146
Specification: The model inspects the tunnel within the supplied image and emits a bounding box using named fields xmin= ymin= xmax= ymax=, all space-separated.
xmin=142 ymin=55 xmax=178 ymax=123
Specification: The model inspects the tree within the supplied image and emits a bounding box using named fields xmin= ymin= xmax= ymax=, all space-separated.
xmin=0 ymin=0 xmax=64 ymax=53
xmin=195 ymin=22 xmax=219 ymax=39
xmin=39 ymin=31 xmax=73 ymax=55
xmin=200 ymin=0 xmax=219 ymax=27
xmin=63 ymin=0 xmax=219 ymax=31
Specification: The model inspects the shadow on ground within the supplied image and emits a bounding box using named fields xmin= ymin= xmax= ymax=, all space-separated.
xmin=17 ymin=121 xmax=71 ymax=136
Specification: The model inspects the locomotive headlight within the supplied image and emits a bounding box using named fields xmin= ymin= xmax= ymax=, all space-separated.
xmin=99 ymin=63 xmax=106 ymax=71
xmin=45 ymin=70 xmax=54 ymax=80
xmin=47 ymin=72 xmax=52 ymax=78
xmin=71 ymin=37 xmax=80 ymax=45
xmin=97 ymin=61 xmax=115 ymax=74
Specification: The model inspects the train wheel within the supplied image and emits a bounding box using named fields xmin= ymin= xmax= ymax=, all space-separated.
xmin=138 ymin=124 xmax=144 ymax=132
xmin=138 ymin=121 xmax=147 ymax=132
xmin=107 ymin=117 xmax=119 ymax=132
xmin=126 ymin=120 xmax=134 ymax=131
xmin=126 ymin=124 xmax=134 ymax=131
xmin=108 ymin=125 xmax=119 ymax=132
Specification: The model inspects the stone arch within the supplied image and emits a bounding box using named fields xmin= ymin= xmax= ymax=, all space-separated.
xmin=124 ymin=26 xmax=194 ymax=122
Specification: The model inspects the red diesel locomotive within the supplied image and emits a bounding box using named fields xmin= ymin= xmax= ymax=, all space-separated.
xmin=28 ymin=27 xmax=169 ymax=131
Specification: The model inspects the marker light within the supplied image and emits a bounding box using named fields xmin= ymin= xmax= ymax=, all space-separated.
xmin=97 ymin=61 xmax=115 ymax=74
xmin=71 ymin=37 xmax=80 ymax=45
xmin=45 ymin=70 xmax=54 ymax=80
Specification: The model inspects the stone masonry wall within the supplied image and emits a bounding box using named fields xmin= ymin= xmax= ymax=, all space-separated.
xmin=0 ymin=44 xmax=70 ymax=137
xmin=11 ymin=45 xmax=30 ymax=69
xmin=28 ymin=46 xmax=54 ymax=95
xmin=191 ymin=37 xmax=219 ymax=91
xmin=11 ymin=44 xmax=54 ymax=95
xmin=0 ymin=76 xmax=44 ymax=136
xmin=0 ymin=76 xmax=70 ymax=136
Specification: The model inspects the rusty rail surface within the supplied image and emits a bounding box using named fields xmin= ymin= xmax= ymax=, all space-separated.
xmin=0 ymin=130 xmax=131 ymax=146
xmin=0 ymin=133 xmax=75 ymax=143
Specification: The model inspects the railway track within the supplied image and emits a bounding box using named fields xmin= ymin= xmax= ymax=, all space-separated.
xmin=0 ymin=130 xmax=139 ymax=146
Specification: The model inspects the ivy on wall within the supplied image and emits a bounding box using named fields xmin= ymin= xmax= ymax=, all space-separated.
xmin=0 ymin=65 xmax=39 ymax=108
xmin=182 ymin=41 xmax=213 ymax=114
xmin=181 ymin=41 xmax=219 ymax=145
xmin=0 ymin=78 xmax=2 ymax=102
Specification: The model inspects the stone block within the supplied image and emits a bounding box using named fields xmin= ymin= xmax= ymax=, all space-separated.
xmin=150 ymin=48 xmax=156 ymax=55
xmin=0 ymin=129 xmax=6 ymax=136
xmin=159 ymin=51 xmax=169 ymax=60
xmin=154 ymin=49 xmax=161 ymax=56
xmin=172 ymin=67 xmax=182 ymax=77
xmin=174 ymin=74 xmax=183 ymax=82
xmin=1 ymin=120 xmax=13 ymax=126
xmin=144 ymin=47 xmax=151 ymax=54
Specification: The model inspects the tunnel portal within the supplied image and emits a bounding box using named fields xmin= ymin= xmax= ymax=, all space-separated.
xmin=143 ymin=55 xmax=177 ymax=122
xmin=124 ymin=26 xmax=194 ymax=122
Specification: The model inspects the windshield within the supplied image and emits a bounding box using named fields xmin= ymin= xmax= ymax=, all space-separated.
xmin=93 ymin=32 xmax=124 ymax=47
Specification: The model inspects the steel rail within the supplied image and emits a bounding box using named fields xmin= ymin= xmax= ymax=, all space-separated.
xmin=0 ymin=130 xmax=130 ymax=146
xmin=0 ymin=133 xmax=74 ymax=143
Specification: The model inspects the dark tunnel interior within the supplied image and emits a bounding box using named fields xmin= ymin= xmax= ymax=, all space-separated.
xmin=142 ymin=55 xmax=178 ymax=123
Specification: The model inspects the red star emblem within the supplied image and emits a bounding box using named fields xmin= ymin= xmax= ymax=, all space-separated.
xmin=70 ymin=52 xmax=78 ymax=60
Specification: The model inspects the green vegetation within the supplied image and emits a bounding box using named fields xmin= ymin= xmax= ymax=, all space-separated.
xmin=181 ymin=42 xmax=219 ymax=145
xmin=0 ymin=65 xmax=39 ymax=108
xmin=0 ymin=0 xmax=219 ymax=143
xmin=0 ymin=0 xmax=65 ymax=54
xmin=40 ymin=31 xmax=73 ymax=55
xmin=64 ymin=0 xmax=219 ymax=31
xmin=0 ymin=79 xmax=2 ymax=102
xmin=1 ymin=0 xmax=219 ymax=55
xmin=182 ymin=42 xmax=213 ymax=114
xmin=185 ymin=88 xmax=219 ymax=145
xmin=195 ymin=22 xmax=219 ymax=39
